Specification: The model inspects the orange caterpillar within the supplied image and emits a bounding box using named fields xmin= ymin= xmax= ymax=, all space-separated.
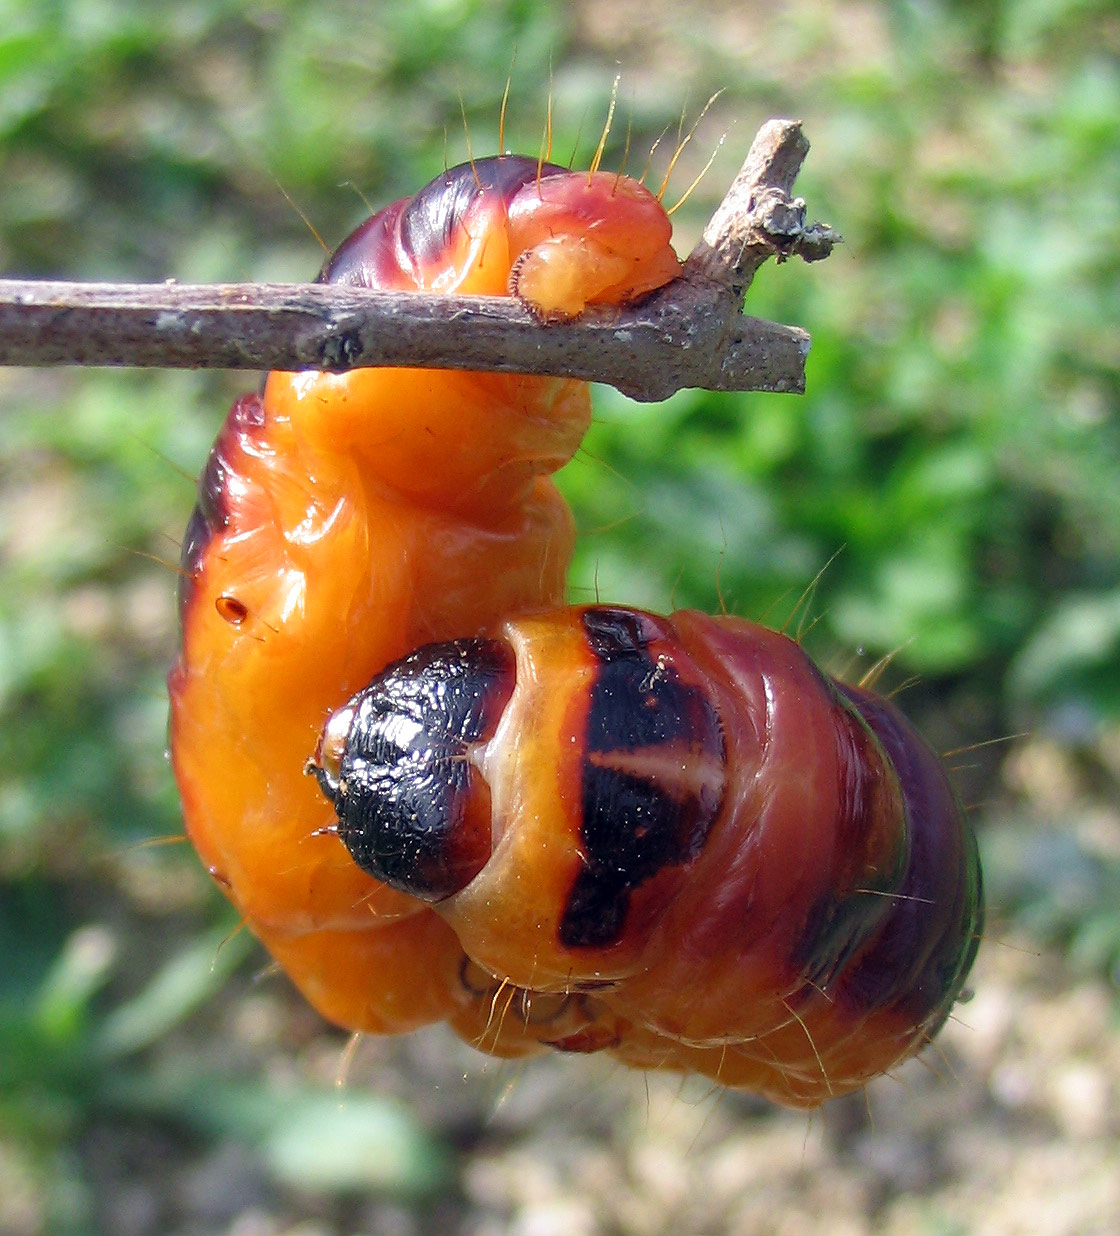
xmin=169 ymin=155 xmax=981 ymax=1108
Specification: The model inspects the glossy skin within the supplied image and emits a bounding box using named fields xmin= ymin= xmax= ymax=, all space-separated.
xmin=170 ymin=155 xmax=981 ymax=1107
xmin=168 ymin=156 xmax=682 ymax=1037
xmin=314 ymin=606 xmax=982 ymax=1107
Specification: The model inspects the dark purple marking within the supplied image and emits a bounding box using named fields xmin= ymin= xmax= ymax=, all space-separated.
xmin=832 ymin=685 xmax=983 ymax=1028
xmin=178 ymin=393 xmax=264 ymax=618
xmin=401 ymin=156 xmax=566 ymax=268
xmin=789 ymin=692 xmax=909 ymax=993
xmin=318 ymin=199 xmax=409 ymax=289
xmin=320 ymin=156 xmax=567 ymax=290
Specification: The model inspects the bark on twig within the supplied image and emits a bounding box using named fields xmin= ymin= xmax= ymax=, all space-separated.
xmin=0 ymin=119 xmax=838 ymax=402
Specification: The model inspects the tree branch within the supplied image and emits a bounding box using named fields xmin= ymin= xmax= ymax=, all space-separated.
xmin=0 ymin=119 xmax=838 ymax=403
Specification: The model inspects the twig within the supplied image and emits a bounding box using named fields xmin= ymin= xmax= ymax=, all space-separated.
xmin=0 ymin=120 xmax=838 ymax=403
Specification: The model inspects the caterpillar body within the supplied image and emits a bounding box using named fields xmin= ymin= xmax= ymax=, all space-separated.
xmin=169 ymin=154 xmax=982 ymax=1108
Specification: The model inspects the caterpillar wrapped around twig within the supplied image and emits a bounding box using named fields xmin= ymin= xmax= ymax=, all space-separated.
xmin=168 ymin=152 xmax=981 ymax=1108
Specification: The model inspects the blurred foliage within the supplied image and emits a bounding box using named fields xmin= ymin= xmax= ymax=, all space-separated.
xmin=1 ymin=0 xmax=1119 ymax=1232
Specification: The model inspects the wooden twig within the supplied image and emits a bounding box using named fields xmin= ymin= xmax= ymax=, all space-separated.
xmin=0 ymin=120 xmax=838 ymax=403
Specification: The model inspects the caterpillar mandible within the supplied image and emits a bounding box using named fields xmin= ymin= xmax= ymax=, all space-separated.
xmin=169 ymin=151 xmax=982 ymax=1109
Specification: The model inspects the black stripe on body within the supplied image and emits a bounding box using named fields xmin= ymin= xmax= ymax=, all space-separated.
xmin=560 ymin=608 xmax=726 ymax=949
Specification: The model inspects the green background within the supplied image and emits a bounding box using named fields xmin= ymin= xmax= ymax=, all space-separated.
xmin=2 ymin=2 xmax=1118 ymax=1234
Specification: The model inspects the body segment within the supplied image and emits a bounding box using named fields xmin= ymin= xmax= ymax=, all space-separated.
xmin=170 ymin=154 xmax=981 ymax=1106
xmin=169 ymin=156 xmax=682 ymax=1037
xmin=314 ymin=605 xmax=982 ymax=1106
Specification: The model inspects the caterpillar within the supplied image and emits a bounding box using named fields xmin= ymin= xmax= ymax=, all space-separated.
xmin=168 ymin=152 xmax=982 ymax=1108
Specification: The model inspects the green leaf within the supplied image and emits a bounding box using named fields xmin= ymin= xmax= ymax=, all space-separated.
xmin=101 ymin=1067 xmax=452 ymax=1196
xmin=93 ymin=920 xmax=253 ymax=1060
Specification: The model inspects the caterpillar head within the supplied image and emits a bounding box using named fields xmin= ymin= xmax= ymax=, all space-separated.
xmin=307 ymin=638 xmax=515 ymax=902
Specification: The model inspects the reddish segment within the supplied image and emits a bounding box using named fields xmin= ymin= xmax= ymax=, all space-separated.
xmin=168 ymin=156 xmax=681 ymax=1037
xmin=317 ymin=606 xmax=980 ymax=1107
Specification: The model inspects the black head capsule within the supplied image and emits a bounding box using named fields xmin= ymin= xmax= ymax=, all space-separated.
xmin=308 ymin=638 xmax=516 ymax=901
